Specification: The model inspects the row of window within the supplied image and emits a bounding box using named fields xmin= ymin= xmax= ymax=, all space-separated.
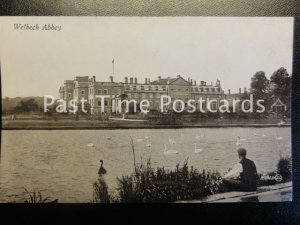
xmin=192 ymin=88 xmax=221 ymax=93
xmin=125 ymin=85 xmax=167 ymax=91
xmin=127 ymin=93 xmax=161 ymax=99
xmin=89 ymin=88 xmax=110 ymax=95
xmin=89 ymin=99 xmax=109 ymax=107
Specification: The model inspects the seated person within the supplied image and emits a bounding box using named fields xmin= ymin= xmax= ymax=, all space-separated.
xmin=223 ymin=148 xmax=258 ymax=192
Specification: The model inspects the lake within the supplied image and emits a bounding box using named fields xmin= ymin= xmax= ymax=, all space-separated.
xmin=0 ymin=127 xmax=291 ymax=202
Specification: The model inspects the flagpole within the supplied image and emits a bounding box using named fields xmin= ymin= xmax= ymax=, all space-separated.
xmin=112 ymin=59 xmax=114 ymax=76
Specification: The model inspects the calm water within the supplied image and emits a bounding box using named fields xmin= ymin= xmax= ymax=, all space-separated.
xmin=0 ymin=127 xmax=291 ymax=202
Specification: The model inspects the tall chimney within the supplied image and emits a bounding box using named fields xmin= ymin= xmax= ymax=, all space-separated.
xmin=177 ymin=75 xmax=180 ymax=78
xmin=190 ymin=79 xmax=193 ymax=85
xmin=148 ymin=78 xmax=151 ymax=84
xmin=145 ymin=78 xmax=147 ymax=84
xmin=134 ymin=77 xmax=137 ymax=84
xmin=130 ymin=77 xmax=133 ymax=84
xmin=109 ymin=76 xmax=113 ymax=83
xmin=125 ymin=77 xmax=128 ymax=84
xmin=201 ymin=81 xmax=204 ymax=86
xmin=244 ymin=87 xmax=247 ymax=93
xmin=239 ymin=88 xmax=241 ymax=94
xmin=158 ymin=76 xmax=161 ymax=82
xmin=228 ymin=89 xmax=231 ymax=95
xmin=194 ymin=80 xmax=196 ymax=86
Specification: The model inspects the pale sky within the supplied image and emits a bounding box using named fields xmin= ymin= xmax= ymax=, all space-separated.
xmin=0 ymin=17 xmax=294 ymax=98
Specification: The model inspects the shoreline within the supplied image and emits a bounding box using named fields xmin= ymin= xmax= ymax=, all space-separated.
xmin=1 ymin=120 xmax=291 ymax=130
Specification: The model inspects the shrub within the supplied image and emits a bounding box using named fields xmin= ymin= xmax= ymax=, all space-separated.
xmin=277 ymin=155 xmax=292 ymax=182
xmin=92 ymin=176 xmax=113 ymax=203
xmin=93 ymin=159 xmax=225 ymax=203
xmin=23 ymin=189 xmax=58 ymax=203
xmin=117 ymin=159 xmax=225 ymax=202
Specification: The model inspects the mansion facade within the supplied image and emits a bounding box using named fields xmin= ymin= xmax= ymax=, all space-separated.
xmin=59 ymin=75 xmax=226 ymax=114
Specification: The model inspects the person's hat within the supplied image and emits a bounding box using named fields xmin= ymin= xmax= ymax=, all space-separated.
xmin=237 ymin=148 xmax=247 ymax=156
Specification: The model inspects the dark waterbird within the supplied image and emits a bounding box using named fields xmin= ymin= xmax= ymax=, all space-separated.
xmin=98 ymin=160 xmax=107 ymax=175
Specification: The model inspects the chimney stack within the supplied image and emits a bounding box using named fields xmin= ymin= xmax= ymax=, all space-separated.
xmin=244 ymin=87 xmax=247 ymax=93
xmin=194 ymin=80 xmax=196 ymax=86
xmin=145 ymin=78 xmax=148 ymax=84
xmin=190 ymin=79 xmax=193 ymax=85
xmin=239 ymin=88 xmax=241 ymax=94
xmin=167 ymin=77 xmax=171 ymax=84
xmin=228 ymin=89 xmax=231 ymax=95
xmin=158 ymin=76 xmax=161 ymax=82
xmin=125 ymin=77 xmax=128 ymax=84
xmin=177 ymin=75 xmax=180 ymax=78
xmin=109 ymin=76 xmax=113 ymax=83
xmin=148 ymin=78 xmax=151 ymax=84
xmin=134 ymin=77 xmax=137 ymax=84
xmin=130 ymin=77 xmax=133 ymax=84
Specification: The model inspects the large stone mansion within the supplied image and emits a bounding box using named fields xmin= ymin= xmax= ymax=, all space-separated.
xmin=59 ymin=75 xmax=228 ymax=114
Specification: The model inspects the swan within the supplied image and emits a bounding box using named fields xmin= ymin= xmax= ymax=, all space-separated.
xmin=136 ymin=138 xmax=144 ymax=142
xmin=253 ymin=131 xmax=258 ymax=136
xmin=194 ymin=143 xmax=203 ymax=153
xmin=236 ymin=136 xmax=245 ymax=146
xmin=169 ymin=137 xmax=176 ymax=144
xmin=262 ymin=133 xmax=266 ymax=137
xmin=195 ymin=133 xmax=204 ymax=139
xmin=275 ymin=135 xmax=283 ymax=141
xmin=164 ymin=144 xmax=178 ymax=155
xmin=87 ymin=143 xmax=94 ymax=147
xmin=98 ymin=160 xmax=107 ymax=175
xmin=106 ymin=136 xmax=112 ymax=140
xmin=236 ymin=138 xmax=241 ymax=146
xmin=145 ymin=138 xmax=151 ymax=147
xmin=237 ymin=136 xmax=246 ymax=141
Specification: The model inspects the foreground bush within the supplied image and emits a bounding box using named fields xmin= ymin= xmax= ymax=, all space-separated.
xmin=93 ymin=159 xmax=225 ymax=203
xmin=277 ymin=155 xmax=292 ymax=182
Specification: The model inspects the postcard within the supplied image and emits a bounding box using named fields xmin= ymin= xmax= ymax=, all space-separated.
xmin=0 ymin=17 xmax=293 ymax=203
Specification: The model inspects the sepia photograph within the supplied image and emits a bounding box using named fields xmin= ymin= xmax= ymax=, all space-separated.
xmin=0 ymin=16 xmax=293 ymax=203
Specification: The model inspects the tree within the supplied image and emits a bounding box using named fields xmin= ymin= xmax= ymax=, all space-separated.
xmin=270 ymin=67 xmax=291 ymax=105
xmin=14 ymin=98 xmax=39 ymax=113
xmin=250 ymin=71 xmax=271 ymax=112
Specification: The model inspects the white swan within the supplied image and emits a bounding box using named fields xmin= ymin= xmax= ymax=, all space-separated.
xmin=136 ymin=138 xmax=144 ymax=142
xmin=262 ymin=133 xmax=266 ymax=137
xmin=237 ymin=136 xmax=246 ymax=141
xmin=196 ymin=133 xmax=204 ymax=139
xmin=236 ymin=138 xmax=241 ymax=146
xmin=87 ymin=143 xmax=94 ymax=147
xmin=169 ymin=137 xmax=176 ymax=144
xmin=146 ymin=138 xmax=151 ymax=147
xmin=164 ymin=144 xmax=178 ymax=155
xmin=275 ymin=135 xmax=283 ymax=141
xmin=194 ymin=143 xmax=203 ymax=153
xmin=253 ymin=131 xmax=258 ymax=136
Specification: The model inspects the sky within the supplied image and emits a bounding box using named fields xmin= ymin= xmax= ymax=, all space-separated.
xmin=0 ymin=17 xmax=294 ymax=98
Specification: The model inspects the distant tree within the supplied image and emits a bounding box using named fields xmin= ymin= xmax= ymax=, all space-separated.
xmin=14 ymin=98 xmax=39 ymax=113
xmin=270 ymin=67 xmax=291 ymax=105
xmin=250 ymin=71 xmax=271 ymax=114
